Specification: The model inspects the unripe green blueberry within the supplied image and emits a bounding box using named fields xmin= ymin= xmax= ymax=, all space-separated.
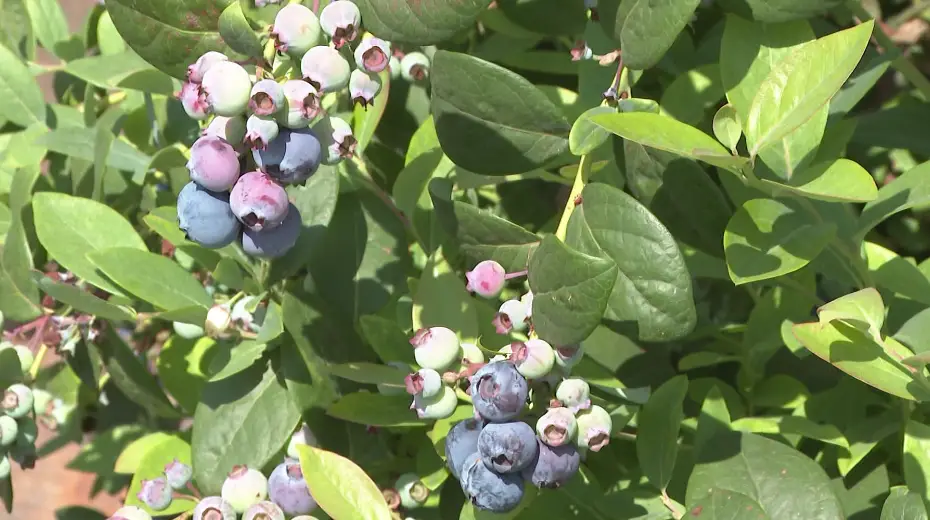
xmin=188 ymin=51 xmax=228 ymax=84
xmin=301 ymin=46 xmax=351 ymax=94
xmin=521 ymin=291 xmax=534 ymax=317
xmin=203 ymin=115 xmax=248 ymax=149
xmin=0 ymin=455 xmax=10 ymax=479
xmin=493 ymin=299 xmax=529 ymax=334
xmin=12 ymin=345 xmax=34 ymax=374
xmin=405 ymin=368 xmax=442 ymax=399
xmin=555 ymin=378 xmax=591 ymax=414
xmin=510 ymin=339 xmax=555 ymax=379
xmin=319 ymin=0 xmax=360 ymax=48
xmin=378 ymin=361 xmax=410 ymax=396
xmin=575 ymin=405 xmax=612 ymax=452
xmin=389 ymin=56 xmax=401 ymax=80
xmin=164 ymin=459 xmax=193 ymax=490
xmin=31 ymin=389 xmax=53 ymax=416
xmin=0 ymin=415 xmax=17 ymax=446
xmin=348 ymin=69 xmax=381 ymax=109
xmin=202 ymin=61 xmax=252 ymax=117
xmin=137 ymin=475 xmax=173 ymax=511
xmin=0 ymin=311 xmax=4 ymax=330
xmin=291 ymin=517 xmax=321 ymax=520
xmin=286 ymin=423 xmax=319 ymax=459
xmin=109 ymin=505 xmax=153 ymax=520
xmin=412 ymin=385 xmax=457 ymax=420
xmin=243 ymin=500 xmax=285 ymax=520
xmin=400 ymin=52 xmax=430 ymax=82
xmin=249 ymin=79 xmax=285 ymax=116
xmin=410 ymin=327 xmax=461 ymax=371
xmin=310 ymin=116 xmax=356 ymax=165
xmin=354 ymin=37 xmax=391 ymax=73
xmin=394 ymin=473 xmax=429 ymax=509
xmin=221 ymin=465 xmax=269 ymax=514
xmin=279 ymin=79 xmax=320 ymax=129
xmin=554 ymin=343 xmax=584 ymax=370
xmin=272 ymin=4 xmax=321 ymax=56
xmin=244 ymin=115 xmax=280 ymax=151
xmin=173 ymin=321 xmax=205 ymax=339
xmin=3 ymin=384 xmax=34 ymax=419
xmin=192 ymin=496 xmax=237 ymax=520
xmin=205 ymin=304 xmax=232 ymax=337
xmin=536 ymin=407 xmax=577 ymax=447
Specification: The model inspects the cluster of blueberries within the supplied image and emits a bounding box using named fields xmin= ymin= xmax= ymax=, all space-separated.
xmin=110 ymin=425 xmax=321 ymax=520
xmin=174 ymin=0 xmax=432 ymax=259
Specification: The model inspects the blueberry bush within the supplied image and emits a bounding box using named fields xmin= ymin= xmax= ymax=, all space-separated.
xmin=2 ymin=0 xmax=930 ymax=518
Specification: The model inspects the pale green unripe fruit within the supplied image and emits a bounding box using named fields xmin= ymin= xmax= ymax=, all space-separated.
xmin=287 ymin=423 xmax=319 ymax=459
xmin=411 ymin=327 xmax=461 ymax=371
xmin=510 ymin=339 xmax=555 ymax=379
xmin=576 ymin=405 xmax=612 ymax=452
xmin=272 ymin=4 xmax=321 ymax=56
xmin=395 ymin=473 xmax=429 ymax=509
xmin=400 ymin=52 xmax=430 ymax=82
xmin=202 ymin=61 xmax=252 ymax=117
xmin=412 ymin=385 xmax=457 ymax=420
xmin=3 ymin=384 xmax=34 ymax=419
xmin=109 ymin=505 xmax=153 ymax=520
xmin=556 ymin=378 xmax=591 ymax=413
xmin=192 ymin=496 xmax=237 ymax=520
xmin=221 ymin=465 xmax=269 ymax=514
xmin=536 ymin=408 xmax=578 ymax=447
xmin=0 ymin=415 xmax=18 ymax=446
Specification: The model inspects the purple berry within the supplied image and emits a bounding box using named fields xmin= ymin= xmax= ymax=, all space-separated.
xmin=272 ymin=4 xmax=321 ymax=56
xmin=521 ymin=440 xmax=580 ymax=489
xmin=460 ymin=452 xmax=524 ymax=513
xmin=477 ymin=421 xmax=538 ymax=473
xmin=444 ymin=418 xmax=484 ymax=479
xmin=192 ymin=496 xmax=236 ymax=520
xmin=177 ymin=182 xmax=241 ymax=249
xmin=253 ymin=127 xmax=322 ymax=185
xmin=229 ymin=171 xmax=289 ymax=231
xmin=243 ymin=500 xmax=285 ymax=520
xmin=241 ymin=203 xmax=302 ymax=258
xmin=469 ymin=361 xmax=528 ymax=423
xmin=354 ymin=37 xmax=391 ymax=73
xmin=249 ymin=79 xmax=285 ymax=116
xmin=301 ymin=46 xmax=351 ymax=94
xmin=179 ymin=81 xmax=209 ymax=120
xmin=137 ymin=476 xmax=173 ymax=511
xmin=319 ymin=1 xmax=361 ymax=49
xmin=187 ymin=135 xmax=240 ymax=192
xmin=244 ymin=115 xmax=280 ymax=151
xmin=349 ymin=69 xmax=381 ymax=109
xmin=465 ymin=260 xmax=506 ymax=298
xmin=268 ymin=460 xmax=318 ymax=516
xmin=188 ymin=51 xmax=228 ymax=84
xmin=278 ymin=79 xmax=320 ymax=129
xmin=221 ymin=465 xmax=268 ymax=514
xmin=164 ymin=459 xmax=193 ymax=490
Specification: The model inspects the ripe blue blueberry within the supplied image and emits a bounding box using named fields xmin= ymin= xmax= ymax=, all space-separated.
xmin=493 ymin=299 xmax=530 ymax=334
xmin=301 ymin=46 xmax=351 ymax=94
xmin=410 ymin=327 xmax=461 ymax=371
xmin=0 ymin=415 xmax=17 ymax=447
xmin=202 ymin=61 xmax=252 ymax=117
xmin=400 ymin=52 xmax=430 ymax=82
xmin=249 ymin=79 xmax=285 ymax=117
xmin=535 ymin=407 xmax=577 ymax=447
xmin=164 ymin=459 xmax=193 ymax=490
xmin=286 ymin=423 xmax=319 ymax=459
xmin=192 ymin=496 xmax=237 ymax=520
xmin=187 ymin=135 xmax=241 ymax=192
xmin=354 ymin=37 xmax=391 ymax=73
xmin=268 ymin=460 xmax=318 ymax=516
xmin=109 ymin=505 xmax=153 ymax=520
xmin=243 ymin=500 xmax=285 ymax=520
xmin=137 ymin=476 xmax=173 ymax=511
xmin=319 ymin=1 xmax=360 ymax=49
xmin=230 ymin=171 xmax=289 ymax=231
xmin=521 ymin=440 xmax=580 ymax=489
xmin=469 ymin=361 xmax=528 ymax=423
xmin=3 ymin=384 xmax=34 ymax=419
xmin=349 ymin=69 xmax=382 ymax=109
xmin=477 ymin=421 xmax=538 ymax=473
xmin=444 ymin=418 xmax=483 ymax=479
xmin=203 ymin=116 xmax=247 ymax=151
xmin=510 ymin=339 xmax=555 ymax=379
xmin=221 ymin=465 xmax=269 ymax=514
xmin=555 ymin=378 xmax=591 ymax=414
xmin=278 ymin=80 xmax=320 ymax=129
xmin=460 ymin=452 xmax=525 ymax=513
xmin=253 ymin=127 xmax=323 ymax=185
xmin=272 ymin=4 xmax=321 ymax=56
xmin=310 ymin=116 xmax=355 ymax=165
xmin=576 ymin=405 xmax=612 ymax=452
xmin=412 ymin=385 xmax=458 ymax=420
xmin=241 ymin=202 xmax=301 ymax=258
xmin=177 ymin=182 xmax=242 ymax=249
xmin=244 ymin=115 xmax=280 ymax=151
xmin=395 ymin=473 xmax=429 ymax=509
xmin=405 ymin=368 xmax=442 ymax=399
xmin=188 ymin=51 xmax=228 ymax=84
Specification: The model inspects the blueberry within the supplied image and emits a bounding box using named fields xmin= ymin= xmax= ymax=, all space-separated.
xmin=268 ymin=460 xmax=318 ymax=516
xmin=412 ymin=385 xmax=458 ymax=420
xmin=177 ymin=182 xmax=241 ymax=249
xmin=0 ymin=455 xmax=9 ymax=479
xmin=477 ymin=421 xmax=538 ymax=473
xmin=301 ymin=46 xmax=351 ymax=94
xmin=469 ymin=361 xmax=528 ymax=422
xmin=0 ymin=343 xmax=33 ymax=374
xmin=137 ymin=476 xmax=173 ymax=511
xmin=241 ymin=203 xmax=302 ymax=258
xmin=465 ymin=260 xmax=506 ymax=299
xmin=0 ymin=415 xmax=17 ymax=446
xmin=286 ymin=423 xmax=319 ymax=459
xmin=409 ymin=327 xmax=461 ymax=371
xmin=109 ymin=505 xmax=153 ymax=520
xmin=253 ymin=128 xmax=322 ymax=185
xmin=243 ymin=500 xmax=286 ymax=520
xmin=221 ymin=465 xmax=269 ymax=514
xmin=395 ymin=473 xmax=429 ymax=509
xmin=400 ymin=52 xmax=430 ymax=82
xmin=320 ymin=1 xmax=360 ymax=48
xmin=310 ymin=116 xmax=355 ymax=165
xmin=3 ymin=384 xmax=34 ymax=419
xmin=187 ymin=51 xmax=228 ymax=84
xmin=187 ymin=135 xmax=240 ymax=192
xmin=164 ymin=459 xmax=193 ymax=490
xmin=244 ymin=115 xmax=280 ymax=151
xmin=271 ymin=4 xmax=321 ymax=56
xmin=30 ymin=388 xmax=53 ymax=416
xmin=554 ymin=343 xmax=584 ymax=370
xmin=405 ymin=368 xmax=442 ymax=399
xmin=535 ymin=408 xmax=577 ymax=447
xmin=354 ymin=37 xmax=391 ymax=73
xmin=555 ymin=378 xmax=591 ymax=414
xmin=179 ymin=81 xmax=209 ymax=121
xmin=349 ymin=69 xmax=381 ymax=109
xmin=493 ymin=299 xmax=529 ymax=334
xmin=460 ymin=452 xmax=525 ymax=513
xmin=192 ymin=496 xmax=237 ymax=520
xmin=521 ymin=440 xmax=580 ymax=489
xmin=229 ymin=171 xmax=289 ymax=231
xmin=576 ymin=405 xmax=612 ymax=452
xmin=444 ymin=418 xmax=484 ymax=479
xmin=202 ymin=61 xmax=252 ymax=117
xmin=249 ymin=79 xmax=285 ymax=117
xmin=510 ymin=339 xmax=555 ymax=379
xmin=203 ymin=116 xmax=247 ymax=150
xmin=278 ymin=80 xmax=320 ymax=129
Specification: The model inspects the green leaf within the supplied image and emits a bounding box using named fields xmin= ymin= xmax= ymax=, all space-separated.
xmin=353 ymin=0 xmax=492 ymax=45
xmin=694 ymin=385 xmax=731 ymax=458
xmin=157 ymin=336 xmax=219 ymax=413
xmin=713 ymin=104 xmax=741 ymax=152
xmin=33 ymin=192 xmax=146 ymax=295
xmin=0 ymin=170 xmax=41 ymax=321
xmin=36 ymin=127 xmax=151 ymax=173
xmin=254 ymin=301 xmax=283 ymax=344
xmin=730 ymin=416 xmax=847 ymax=448
xmin=296 ymin=444 xmax=394 ymax=520
xmin=904 ymin=420 xmax=930 ymax=507
xmin=636 ymin=375 xmax=688 ymax=491
xmin=0 ymin=42 xmax=45 ymax=127
xmin=327 ymin=392 xmax=430 ymax=427
xmin=620 ymin=0 xmax=700 ymax=70
xmin=688 ymin=489 xmax=771 ymax=519
xmin=660 ymin=64 xmax=725 ymax=126
xmin=567 ymin=182 xmax=696 ymax=342
xmin=817 ymin=288 xmax=884 ymax=340
xmin=686 ymin=431 xmax=844 ymax=519
xmin=359 ymin=315 xmax=416 ymax=365
xmin=99 ymin=330 xmax=181 ymax=418
xmin=192 ymin=362 xmax=301 ymax=494
xmin=865 ymin=242 xmax=930 ymax=306
xmin=528 ymin=236 xmax=617 ymax=346
xmin=209 ymin=340 xmax=268 ymax=382
xmin=24 ymin=0 xmax=67 ymax=55
xmin=745 ymin=22 xmax=873 ymax=158
xmin=719 ymin=0 xmax=843 ymax=22
xmin=723 ymin=198 xmax=836 ymax=285
xmin=218 ymin=2 xmax=262 ymax=57
xmin=123 ymin=435 xmax=196 ymax=516
xmin=497 ymin=0 xmax=586 ymax=36
xmin=569 ymin=106 xmax=614 ymax=156
xmin=432 ymin=51 xmax=570 ymax=175
xmin=881 ymin=486 xmax=928 ymax=520
xmin=106 ymin=0 xmax=241 ymax=79
xmin=895 ymin=308 xmax=930 ymax=355
xmin=792 ymin=320 xmax=930 ymax=401
xmin=413 ymin=252 xmax=480 ymax=340
xmin=87 ymin=248 xmax=212 ymax=311
xmin=591 ymin=112 xmax=746 ymax=171
xmin=858 ymin=161 xmax=930 ymax=237
xmin=114 ymin=432 xmax=176 ymax=474
xmin=63 ymin=51 xmax=175 ymax=95
xmin=759 ymin=158 xmax=878 ymax=203
xmin=33 ymin=274 xmax=135 ymax=322
xmin=0 ymin=0 xmax=35 ymax=61
xmin=328 ymin=362 xmax=407 ymax=387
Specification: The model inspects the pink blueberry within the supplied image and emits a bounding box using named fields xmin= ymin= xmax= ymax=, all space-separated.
xmin=187 ymin=135 xmax=241 ymax=192
xmin=229 ymin=171 xmax=290 ymax=231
